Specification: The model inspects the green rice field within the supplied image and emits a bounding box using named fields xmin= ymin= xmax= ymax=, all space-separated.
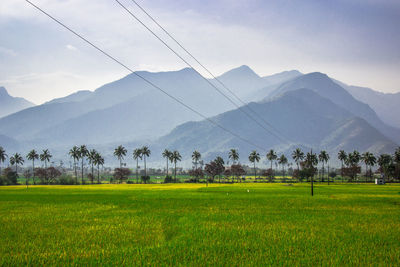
xmin=0 ymin=183 xmax=399 ymax=266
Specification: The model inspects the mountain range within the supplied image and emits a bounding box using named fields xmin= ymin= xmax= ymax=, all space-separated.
xmin=0 ymin=66 xmax=398 ymax=166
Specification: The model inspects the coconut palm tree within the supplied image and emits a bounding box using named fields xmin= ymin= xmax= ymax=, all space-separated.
xmin=292 ymin=148 xmax=304 ymax=172
xmin=171 ymin=150 xmax=182 ymax=182
xmin=162 ymin=149 xmax=172 ymax=177
xmin=229 ymin=149 xmax=239 ymax=164
xmin=0 ymin=147 xmax=7 ymax=175
xmin=87 ymin=149 xmax=97 ymax=184
xmin=141 ymin=146 xmax=151 ymax=178
xmin=338 ymin=150 xmax=347 ymax=181
xmin=10 ymin=153 xmax=24 ymax=173
xmin=192 ymin=151 xmax=201 ymax=169
xmin=318 ymin=151 xmax=329 ymax=182
xmin=114 ymin=145 xmax=127 ymax=168
xmin=249 ymin=150 xmax=260 ymax=180
xmin=27 ymin=150 xmax=39 ymax=185
xmin=69 ymin=146 xmax=80 ymax=184
xmin=79 ymin=145 xmax=88 ymax=184
xmin=93 ymin=152 xmax=104 ymax=184
xmin=267 ymin=149 xmax=277 ymax=170
xmin=40 ymin=149 xmax=52 ymax=169
xmin=278 ymin=154 xmax=288 ymax=178
xmin=377 ymin=154 xmax=392 ymax=179
xmin=305 ymin=150 xmax=318 ymax=195
xmin=133 ymin=148 xmax=142 ymax=183
xmin=362 ymin=152 xmax=376 ymax=182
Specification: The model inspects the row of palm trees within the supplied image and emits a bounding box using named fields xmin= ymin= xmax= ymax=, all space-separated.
xmin=68 ymin=145 xmax=105 ymax=184
xmin=1 ymin=145 xmax=399 ymax=183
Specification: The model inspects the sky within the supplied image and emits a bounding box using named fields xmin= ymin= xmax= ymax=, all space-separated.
xmin=0 ymin=0 xmax=399 ymax=104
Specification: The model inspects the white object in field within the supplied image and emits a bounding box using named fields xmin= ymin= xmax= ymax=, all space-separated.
xmin=375 ymin=178 xmax=385 ymax=185
xmin=247 ymin=189 xmax=249 ymax=193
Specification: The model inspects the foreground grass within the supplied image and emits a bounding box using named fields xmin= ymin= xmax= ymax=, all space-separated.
xmin=0 ymin=183 xmax=399 ymax=266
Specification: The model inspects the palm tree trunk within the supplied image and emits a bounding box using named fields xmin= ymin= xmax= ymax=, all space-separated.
xmin=136 ymin=159 xmax=139 ymax=184
xmin=32 ymin=160 xmax=36 ymax=185
xmin=166 ymin=159 xmax=168 ymax=177
xmin=81 ymin=159 xmax=84 ymax=184
xmin=254 ymin=162 xmax=256 ymax=181
xmin=97 ymin=165 xmax=100 ymax=184
xmin=322 ymin=162 xmax=325 ymax=182
xmin=341 ymin=162 xmax=344 ymax=183
xmin=120 ymin=158 xmax=122 ymax=169
xmin=328 ymin=165 xmax=330 ymax=185
xmin=174 ymin=162 xmax=177 ymax=183
xmin=74 ymin=159 xmax=77 ymax=184
xmin=91 ymin=164 xmax=94 ymax=184
xmin=365 ymin=163 xmax=368 ymax=183
xmin=144 ymin=156 xmax=147 ymax=178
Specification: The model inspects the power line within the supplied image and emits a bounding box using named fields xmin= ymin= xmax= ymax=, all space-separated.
xmin=114 ymin=0 xmax=288 ymax=144
xmin=24 ymin=0 xmax=267 ymax=152
xmin=128 ymin=0 xmax=291 ymax=143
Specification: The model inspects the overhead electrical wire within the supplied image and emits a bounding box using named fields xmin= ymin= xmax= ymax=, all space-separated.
xmin=24 ymin=0 xmax=268 ymax=152
xmin=127 ymin=0 xmax=291 ymax=143
xmin=114 ymin=0 xmax=289 ymax=144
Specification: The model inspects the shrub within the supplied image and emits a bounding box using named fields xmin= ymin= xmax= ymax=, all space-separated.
xmin=35 ymin=167 xmax=62 ymax=185
xmin=113 ymin=168 xmax=132 ymax=183
xmin=3 ymin=167 xmax=18 ymax=185
xmin=141 ymin=175 xmax=150 ymax=184
xmin=164 ymin=175 xmax=174 ymax=183
xmin=57 ymin=175 xmax=76 ymax=185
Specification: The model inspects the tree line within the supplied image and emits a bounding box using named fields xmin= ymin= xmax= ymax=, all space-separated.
xmin=0 ymin=145 xmax=399 ymax=185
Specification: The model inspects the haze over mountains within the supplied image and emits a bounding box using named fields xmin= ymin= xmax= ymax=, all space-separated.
xmin=0 ymin=66 xmax=398 ymax=166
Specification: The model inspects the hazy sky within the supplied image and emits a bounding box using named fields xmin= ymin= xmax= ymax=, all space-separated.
xmin=1 ymin=0 xmax=399 ymax=104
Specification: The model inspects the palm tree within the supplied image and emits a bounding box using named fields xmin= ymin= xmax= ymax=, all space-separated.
xmin=114 ymin=145 xmax=127 ymax=169
xmin=338 ymin=150 xmax=347 ymax=181
xmin=215 ymin=156 xmax=225 ymax=183
xmin=377 ymin=154 xmax=392 ymax=179
xmin=133 ymin=148 xmax=142 ymax=183
xmin=267 ymin=149 xmax=277 ymax=171
xmin=318 ymin=151 xmax=329 ymax=182
xmin=69 ymin=146 xmax=80 ymax=184
xmin=305 ymin=150 xmax=318 ymax=195
xmin=162 ymin=149 xmax=172 ymax=177
xmin=192 ymin=151 xmax=201 ymax=169
xmin=10 ymin=153 xmax=24 ymax=173
xmin=362 ymin=152 xmax=376 ymax=182
xmin=171 ymin=150 xmax=182 ymax=182
xmin=27 ymin=150 xmax=39 ymax=185
xmin=229 ymin=149 xmax=239 ymax=164
xmin=292 ymin=148 xmax=304 ymax=172
xmin=93 ymin=152 xmax=104 ymax=184
xmin=40 ymin=149 xmax=52 ymax=168
xmin=141 ymin=146 xmax=151 ymax=178
xmin=0 ymin=147 xmax=7 ymax=175
xmin=79 ymin=145 xmax=88 ymax=184
xmin=278 ymin=154 xmax=288 ymax=178
xmin=249 ymin=150 xmax=260 ymax=180
xmin=87 ymin=149 xmax=97 ymax=184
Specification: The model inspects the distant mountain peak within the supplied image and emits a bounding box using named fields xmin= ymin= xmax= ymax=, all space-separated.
xmin=0 ymin=86 xmax=10 ymax=97
xmin=303 ymin=72 xmax=329 ymax=79
xmin=222 ymin=65 xmax=260 ymax=78
xmin=0 ymin=86 xmax=35 ymax=118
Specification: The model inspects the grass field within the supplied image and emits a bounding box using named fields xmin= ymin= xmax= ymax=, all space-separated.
xmin=0 ymin=183 xmax=399 ymax=266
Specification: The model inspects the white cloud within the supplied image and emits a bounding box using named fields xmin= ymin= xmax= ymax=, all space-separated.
xmin=65 ymin=44 xmax=77 ymax=51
